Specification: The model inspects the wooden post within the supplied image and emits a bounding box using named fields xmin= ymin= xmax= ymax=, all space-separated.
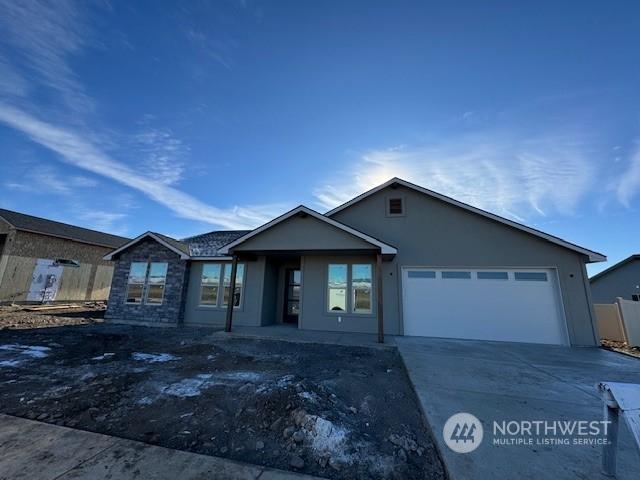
xmin=225 ymin=255 xmax=238 ymax=333
xmin=376 ymin=253 xmax=384 ymax=343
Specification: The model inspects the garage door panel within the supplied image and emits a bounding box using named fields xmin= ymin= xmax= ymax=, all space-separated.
xmin=402 ymin=268 xmax=567 ymax=345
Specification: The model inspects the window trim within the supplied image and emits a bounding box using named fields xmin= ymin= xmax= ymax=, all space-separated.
xmin=125 ymin=261 xmax=169 ymax=306
xmin=143 ymin=262 xmax=168 ymax=306
xmin=199 ymin=263 xmax=222 ymax=307
xmin=351 ymin=264 xmax=373 ymax=314
xmin=326 ymin=263 xmax=374 ymax=315
xmin=125 ymin=262 xmax=148 ymax=305
xmin=327 ymin=264 xmax=348 ymax=313
xmin=198 ymin=262 xmax=245 ymax=309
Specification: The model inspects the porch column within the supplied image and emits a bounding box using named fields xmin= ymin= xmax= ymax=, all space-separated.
xmin=376 ymin=253 xmax=384 ymax=343
xmin=225 ymin=255 xmax=238 ymax=333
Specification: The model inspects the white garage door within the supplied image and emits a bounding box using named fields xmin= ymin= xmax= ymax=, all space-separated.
xmin=402 ymin=268 xmax=567 ymax=345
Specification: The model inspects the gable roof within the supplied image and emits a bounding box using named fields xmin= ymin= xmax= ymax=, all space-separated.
xmin=103 ymin=232 xmax=190 ymax=260
xmin=0 ymin=208 xmax=129 ymax=249
xmin=325 ymin=177 xmax=606 ymax=263
xmin=218 ymin=205 xmax=397 ymax=255
xmin=590 ymin=255 xmax=640 ymax=282
xmin=182 ymin=230 xmax=251 ymax=257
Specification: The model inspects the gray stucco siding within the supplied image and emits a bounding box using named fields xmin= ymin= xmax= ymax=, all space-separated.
xmin=182 ymin=258 xmax=266 ymax=327
xmin=233 ymin=214 xmax=377 ymax=253
xmin=590 ymin=259 xmax=640 ymax=303
xmin=300 ymin=254 xmax=385 ymax=334
xmin=330 ymin=184 xmax=598 ymax=346
xmin=105 ymin=238 xmax=188 ymax=326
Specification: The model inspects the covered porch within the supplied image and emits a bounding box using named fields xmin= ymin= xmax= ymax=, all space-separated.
xmin=217 ymin=206 xmax=397 ymax=343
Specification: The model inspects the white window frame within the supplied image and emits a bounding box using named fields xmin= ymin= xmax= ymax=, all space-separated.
xmin=199 ymin=263 xmax=222 ymax=307
xmin=125 ymin=262 xmax=148 ymax=305
xmin=198 ymin=262 xmax=244 ymax=309
xmin=351 ymin=264 xmax=373 ymax=314
xmin=327 ymin=264 xmax=348 ymax=313
xmin=144 ymin=262 xmax=168 ymax=306
xmin=327 ymin=263 xmax=374 ymax=315
xmin=125 ymin=261 xmax=168 ymax=306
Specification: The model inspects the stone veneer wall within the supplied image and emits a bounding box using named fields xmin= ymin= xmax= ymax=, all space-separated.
xmin=105 ymin=238 xmax=189 ymax=325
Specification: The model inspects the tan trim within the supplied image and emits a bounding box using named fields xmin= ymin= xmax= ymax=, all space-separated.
xmin=325 ymin=178 xmax=606 ymax=263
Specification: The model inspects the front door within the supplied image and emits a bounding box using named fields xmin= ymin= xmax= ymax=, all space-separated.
xmin=283 ymin=269 xmax=301 ymax=324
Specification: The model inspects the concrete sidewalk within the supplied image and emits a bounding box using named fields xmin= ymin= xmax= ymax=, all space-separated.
xmin=0 ymin=414 xmax=320 ymax=480
xmin=210 ymin=324 xmax=397 ymax=349
xmin=397 ymin=337 xmax=640 ymax=479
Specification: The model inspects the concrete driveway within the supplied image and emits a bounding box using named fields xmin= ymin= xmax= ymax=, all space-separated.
xmin=396 ymin=337 xmax=640 ymax=479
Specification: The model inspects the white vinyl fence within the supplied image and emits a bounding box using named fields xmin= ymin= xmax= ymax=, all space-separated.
xmin=595 ymin=299 xmax=640 ymax=347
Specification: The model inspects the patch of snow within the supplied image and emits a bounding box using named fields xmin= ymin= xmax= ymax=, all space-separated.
xmin=217 ymin=371 xmax=263 ymax=382
xmin=298 ymin=391 xmax=319 ymax=403
xmin=92 ymin=353 xmax=115 ymax=360
xmin=161 ymin=374 xmax=217 ymax=398
xmin=256 ymin=374 xmax=295 ymax=394
xmin=0 ymin=344 xmax=51 ymax=358
xmin=305 ymin=415 xmax=351 ymax=462
xmin=132 ymin=352 xmax=178 ymax=363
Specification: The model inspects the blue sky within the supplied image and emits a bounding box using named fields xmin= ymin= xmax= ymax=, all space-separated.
xmin=0 ymin=1 xmax=638 ymax=275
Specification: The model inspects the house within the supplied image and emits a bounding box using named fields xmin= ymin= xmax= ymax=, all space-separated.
xmin=103 ymin=178 xmax=605 ymax=346
xmin=590 ymin=255 xmax=640 ymax=304
xmin=0 ymin=209 xmax=129 ymax=304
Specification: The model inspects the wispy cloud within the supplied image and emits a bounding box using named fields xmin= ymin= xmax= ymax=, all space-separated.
xmin=0 ymin=1 xmax=286 ymax=231
xmin=617 ymin=146 xmax=640 ymax=207
xmin=130 ymin=128 xmax=189 ymax=186
xmin=0 ymin=0 xmax=96 ymax=114
xmin=315 ymin=134 xmax=597 ymax=221
xmin=74 ymin=209 xmax=129 ymax=236
xmin=0 ymin=104 xmax=288 ymax=229
xmin=4 ymin=165 xmax=98 ymax=196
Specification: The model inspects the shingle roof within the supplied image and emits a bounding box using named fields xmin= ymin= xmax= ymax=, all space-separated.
xmin=589 ymin=254 xmax=640 ymax=282
xmin=152 ymin=232 xmax=190 ymax=256
xmin=0 ymin=208 xmax=130 ymax=249
xmin=182 ymin=230 xmax=251 ymax=257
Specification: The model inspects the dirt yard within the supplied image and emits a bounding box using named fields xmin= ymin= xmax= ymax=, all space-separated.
xmin=0 ymin=324 xmax=445 ymax=479
xmin=0 ymin=304 xmax=105 ymax=330
xmin=602 ymin=339 xmax=640 ymax=359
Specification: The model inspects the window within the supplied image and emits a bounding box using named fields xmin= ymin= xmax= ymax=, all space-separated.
xmin=352 ymin=264 xmax=372 ymax=313
xmin=632 ymin=294 xmax=640 ymax=302
xmin=408 ymin=270 xmax=436 ymax=279
xmin=477 ymin=271 xmax=509 ymax=280
xmin=327 ymin=263 xmax=373 ymax=314
xmin=223 ymin=263 xmax=244 ymax=307
xmin=442 ymin=271 xmax=471 ymax=279
xmin=388 ymin=197 xmax=404 ymax=215
xmin=200 ymin=264 xmax=221 ymax=305
xmin=199 ymin=262 xmax=244 ymax=308
xmin=328 ymin=264 xmax=347 ymax=311
xmin=55 ymin=258 xmax=80 ymax=268
xmin=126 ymin=262 xmax=168 ymax=305
xmin=126 ymin=262 xmax=148 ymax=304
xmin=514 ymin=272 xmax=548 ymax=282
xmin=145 ymin=262 xmax=168 ymax=304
